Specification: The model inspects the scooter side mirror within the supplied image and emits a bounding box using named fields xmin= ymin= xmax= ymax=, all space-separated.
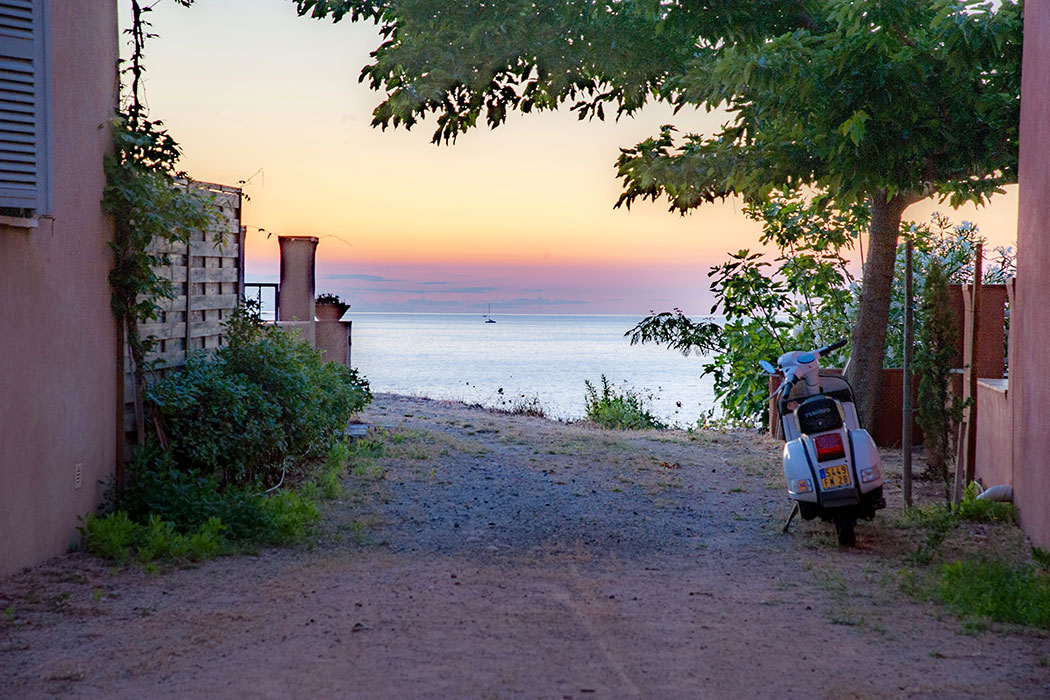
xmin=759 ymin=360 xmax=777 ymax=375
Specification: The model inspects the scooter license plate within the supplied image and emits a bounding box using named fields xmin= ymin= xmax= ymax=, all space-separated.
xmin=819 ymin=464 xmax=852 ymax=489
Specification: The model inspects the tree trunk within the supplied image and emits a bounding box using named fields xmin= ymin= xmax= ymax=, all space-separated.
xmin=845 ymin=191 xmax=913 ymax=428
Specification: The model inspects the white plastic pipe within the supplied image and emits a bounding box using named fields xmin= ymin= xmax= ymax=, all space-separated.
xmin=976 ymin=484 xmax=1014 ymax=502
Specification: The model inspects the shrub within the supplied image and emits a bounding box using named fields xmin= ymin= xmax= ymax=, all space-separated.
xmin=915 ymin=259 xmax=962 ymax=492
xmin=318 ymin=441 xmax=350 ymax=499
xmin=86 ymin=305 xmax=370 ymax=566
xmin=78 ymin=511 xmax=138 ymax=562
xmin=148 ymin=304 xmax=371 ymax=487
xmin=219 ymin=304 xmax=371 ymax=462
xmin=148 ymin=357 xmax=284 ymax=485
xmin=257 ymin=490 xmax=320 ymax=544
xmin=895 ymin=482 xmax=1019 ymax=565
xmin=584 ymin=375 xmax=665 ymax=430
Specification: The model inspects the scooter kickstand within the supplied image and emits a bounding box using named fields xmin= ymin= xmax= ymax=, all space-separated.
xmin=782 ymin=502 xmax=800 ymax=534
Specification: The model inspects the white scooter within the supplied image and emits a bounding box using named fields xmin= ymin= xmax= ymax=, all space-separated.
xmin=760 ymin=339 xmax=886 ymax=546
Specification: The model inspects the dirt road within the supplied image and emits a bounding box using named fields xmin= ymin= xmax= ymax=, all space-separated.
xmin=2 ymin=394 xmax=1048 ymax=698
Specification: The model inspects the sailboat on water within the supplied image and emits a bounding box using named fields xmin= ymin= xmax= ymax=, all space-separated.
xmin=483 ymin=303 xmax=497 ymax=323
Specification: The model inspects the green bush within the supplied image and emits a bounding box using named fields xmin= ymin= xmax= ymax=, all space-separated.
xmin=318 ymin=441 xmax=350 ymax=499
xmin=78 ymin=511 xmax=138 ymax=562
xmin=899 ymin=483 xmax=1020 ymax=564
xmin=584 ymin=375 xmax=665 ymax=430
xmin=84 ymin=468 xmax=322 ymax=565
xmin=148 ymin=304 xmax=371 ymax=487
xmin=257 ymin=490 xmax=320 ymax=544
xmin=148 ymin=358 xmax=284 ymax=485
xmin=84 ymin=305 xmax=369 ymax=565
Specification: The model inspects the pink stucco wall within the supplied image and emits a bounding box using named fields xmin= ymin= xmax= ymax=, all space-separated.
xmin=0 ymin=1 xmax=119 ymax=577
xmin=1012 ymin=1 xmax=1050 ymax=549
xmin=975 ymin=380 xmax=1012 ymax=489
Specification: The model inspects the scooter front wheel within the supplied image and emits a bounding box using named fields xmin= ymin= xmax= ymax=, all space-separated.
xmin=834 ymin=514 xmax=856 ymax=547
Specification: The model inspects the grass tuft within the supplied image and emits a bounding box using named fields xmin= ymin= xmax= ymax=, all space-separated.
xmin=491 ymin=390 xmax=547 ymax=418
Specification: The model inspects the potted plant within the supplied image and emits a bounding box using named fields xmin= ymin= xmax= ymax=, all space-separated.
xmin=315 ymin=292 xmax=350 ymax=321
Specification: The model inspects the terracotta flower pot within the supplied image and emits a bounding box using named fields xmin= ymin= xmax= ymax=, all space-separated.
xmin=315 ymin=302 xmax=349 ymax=321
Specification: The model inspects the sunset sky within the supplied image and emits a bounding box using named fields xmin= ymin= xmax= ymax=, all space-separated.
xmin=125 ymin=0 xmax=1020 ymax=315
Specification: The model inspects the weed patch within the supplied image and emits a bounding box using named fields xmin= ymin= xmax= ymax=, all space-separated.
xmin=890 ymin=483 xmax=1047 ymax=630
xmin=583 ymin=375 xmax=665 ymax=430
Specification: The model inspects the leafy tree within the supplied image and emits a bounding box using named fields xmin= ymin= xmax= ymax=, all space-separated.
xmin=629 ymin=193 xmax=859 ymax=425
xmin=294 ymin=0 xmax=1021 ymax=426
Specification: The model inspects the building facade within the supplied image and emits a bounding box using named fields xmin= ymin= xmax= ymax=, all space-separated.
xmin=1012 ymin=0 xmax=1050 ymax=548
xmin=0 ymin=0 xmax=119 ymax=576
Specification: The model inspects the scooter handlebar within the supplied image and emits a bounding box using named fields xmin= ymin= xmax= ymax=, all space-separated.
xmin=777 ymin=376 xmax=796 ymax=412
xmin=818 ymin=339 xmax=848 ymax=356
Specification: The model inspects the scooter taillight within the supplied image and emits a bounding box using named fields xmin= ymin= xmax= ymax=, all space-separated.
xmin=813 ymin=433 xmax=845 ymax=462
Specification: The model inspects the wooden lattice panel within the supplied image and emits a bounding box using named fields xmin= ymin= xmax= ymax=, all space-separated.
xmin=123 ymin=181 xmax=244 ymax=444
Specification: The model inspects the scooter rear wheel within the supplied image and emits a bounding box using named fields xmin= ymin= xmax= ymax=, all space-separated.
xmin=834 ymin=515 xmax=856 ymax=547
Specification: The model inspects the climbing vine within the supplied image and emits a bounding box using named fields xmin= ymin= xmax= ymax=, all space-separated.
xmin=103 ymin=0 xmax=218 ymax=441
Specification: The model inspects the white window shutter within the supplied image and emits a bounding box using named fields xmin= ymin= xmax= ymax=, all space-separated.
xmin=0 ymin=0 xmax=49 ymax=214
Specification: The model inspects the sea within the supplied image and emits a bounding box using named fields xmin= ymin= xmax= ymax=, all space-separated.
xmin=348 ymin=313 xmax=717 ymax=426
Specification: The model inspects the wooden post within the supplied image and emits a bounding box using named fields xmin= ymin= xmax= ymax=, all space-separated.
xmin=115 ymin=318 xmax=126 ymax=494
xmin=902 ymin=240 xmax=914 ymax=508
xmin=953 ymin=244 xmax=984 ymax=505
xmin=965 ymin=244 xmax=983 ymax=486
xmin=185 ymin=238 xmax=193 ymax=354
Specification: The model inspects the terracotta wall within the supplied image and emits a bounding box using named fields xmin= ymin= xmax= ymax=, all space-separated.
xmin=0 ymin=2 xmax=119 ymax=577
xmin=1012 ymin=2 xmax=1050 ymax=549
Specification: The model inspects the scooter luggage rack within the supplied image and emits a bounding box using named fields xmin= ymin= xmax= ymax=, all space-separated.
xmin=780 ymin=371 xmax=856 ymax=406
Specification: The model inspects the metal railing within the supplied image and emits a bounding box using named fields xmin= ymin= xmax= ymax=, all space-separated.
xmin=244 ymin=282 xmax=279 ymax=321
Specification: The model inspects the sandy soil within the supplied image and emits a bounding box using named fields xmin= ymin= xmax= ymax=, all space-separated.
xmin=2 ymin=393 xmax=1048 ymax=699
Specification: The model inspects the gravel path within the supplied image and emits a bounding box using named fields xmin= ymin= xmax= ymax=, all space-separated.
xmin=2 ymin=394 xmax=1048 ymax=699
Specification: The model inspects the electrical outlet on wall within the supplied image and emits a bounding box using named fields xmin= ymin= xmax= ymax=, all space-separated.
xmin=74 ymin=463 xmax=82 ymax=490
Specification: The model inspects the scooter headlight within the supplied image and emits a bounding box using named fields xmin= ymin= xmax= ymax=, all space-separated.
xmin=860 ymin=466 xmax=881 ymax=483
xmin=791 ymin=478 xmax=814 ymax=494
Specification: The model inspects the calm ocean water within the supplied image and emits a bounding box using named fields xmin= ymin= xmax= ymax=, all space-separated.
xmin=348 ymin=313 xmax=716 ymax=426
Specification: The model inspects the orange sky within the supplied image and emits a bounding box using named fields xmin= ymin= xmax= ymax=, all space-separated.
xmin=128 ymin=0 xmax=1020 ymax=314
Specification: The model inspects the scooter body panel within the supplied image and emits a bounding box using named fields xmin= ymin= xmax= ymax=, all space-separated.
xmin=785 ymin=427 xmax=861 ymax=508
xmin=782 ymin=424 xmax=884 ymax=516
xmin=848 ymin=428 xmax=883 ymax=494
xmin=783 ymin=440 xmax=819 ymax=503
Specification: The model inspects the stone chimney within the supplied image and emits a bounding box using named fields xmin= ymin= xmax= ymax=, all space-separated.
xmin=276 ymin=236 xmax=318 ymax=345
